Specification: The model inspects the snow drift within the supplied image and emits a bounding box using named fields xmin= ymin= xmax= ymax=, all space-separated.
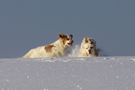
xmin=0 ymin=56 xmax=135 ymax=90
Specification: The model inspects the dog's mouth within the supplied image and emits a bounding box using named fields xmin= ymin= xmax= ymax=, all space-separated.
xmin=67 ymin=40 xmax=73 ymax=46
xmin=88 ymin=50 xmax=91 ymax=54
xmin=68 ymin=42 xmax=73 ymax=46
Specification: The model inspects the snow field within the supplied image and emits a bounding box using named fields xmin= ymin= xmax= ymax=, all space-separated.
xmin=0 ymin=56 xmax=135 ymax=90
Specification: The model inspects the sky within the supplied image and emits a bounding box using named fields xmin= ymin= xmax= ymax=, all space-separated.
xmin=0 ymin=0 xmax=135 ymax=58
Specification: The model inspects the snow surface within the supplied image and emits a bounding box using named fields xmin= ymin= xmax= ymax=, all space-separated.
xmin=0 ymin=56 xmax=135 ymax=90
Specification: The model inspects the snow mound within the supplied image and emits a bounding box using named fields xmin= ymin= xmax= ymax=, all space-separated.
xmin=69 ymin=45 xmax=82 ymax=57
xmin=0 ymin=56 xmax=135 ymax=90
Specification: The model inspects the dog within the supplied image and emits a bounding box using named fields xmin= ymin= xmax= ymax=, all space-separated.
xmin=23 ymin=33 xmax=73 ymax=58
xmin=80 ymin=37 xmax=101 ymax=57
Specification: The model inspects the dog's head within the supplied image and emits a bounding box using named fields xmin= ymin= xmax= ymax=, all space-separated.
xmin=83 ymin=43 xmax=94 ymax=54
xmin=58 ymin=33 xmax=73 ymax=46
xmin=82 ymin=37 xmax=96 ymax=55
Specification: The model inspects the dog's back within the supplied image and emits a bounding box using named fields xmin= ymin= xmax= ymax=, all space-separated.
xmin=23 ymin=46 xmax=46 ymax=58
xmin=23 ymin=33 xmax=73 ymax=58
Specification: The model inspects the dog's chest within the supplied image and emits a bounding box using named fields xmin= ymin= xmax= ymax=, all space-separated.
xmin=53 ymin=44 xmax=68 ymax=55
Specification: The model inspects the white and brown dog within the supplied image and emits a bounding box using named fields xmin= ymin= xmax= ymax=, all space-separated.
xmin=80 ymin=37 xmax=101 ymax=57
xmin=23 ymin=33 xmax=73 ymax=58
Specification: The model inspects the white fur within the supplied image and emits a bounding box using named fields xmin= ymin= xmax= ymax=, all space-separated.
xmin=23 ymin=34 xmax=73 ymax=58
xmin=23 ymin=46 xmax=47 ymax=58
xmin=80 ymin=37 xmax=95 ymax=57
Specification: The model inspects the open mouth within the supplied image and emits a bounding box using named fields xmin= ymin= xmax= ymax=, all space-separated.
xmin=88 ymin=50 xmax=91 ymax=54
xmin=67 ymin=40 xmax=73 ymax=46
xmin=68 ymin=43 xmax=73 ymax=46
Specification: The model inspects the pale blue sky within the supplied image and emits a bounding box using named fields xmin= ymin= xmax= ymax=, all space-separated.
xmin=0 ymin=0 xmax=135 ymax=58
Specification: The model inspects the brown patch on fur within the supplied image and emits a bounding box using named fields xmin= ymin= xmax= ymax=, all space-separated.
xmin=93 ymin=49 xmax=98 ymax=57
xmin=94 ymin=53 xmax=98 ymax=57
xmin=58 ymin=33 xmax=67 ymax=38
xmin=93 ymin=48 xmax=101 ymax=57
xmin=88 ymin=39 xmax=96 ymax=47
xmin=63 ymin=37 xmax=69 ymax=45
xmin=83 ymin=37 xmax=96 ymax=46
xmin=45 ymin=45 xmax=55 ymax=52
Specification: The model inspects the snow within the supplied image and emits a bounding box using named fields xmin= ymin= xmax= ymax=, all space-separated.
xmin=0 ymin=56 xmax=135 ymax=90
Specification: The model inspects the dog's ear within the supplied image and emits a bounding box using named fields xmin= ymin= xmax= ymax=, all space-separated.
xmin=84 ymin=37 xmax=88 ymax=43
xmin=87 ymin=39 xmax=92 ymax=44
xmin=69 ymin=34 xmax=73 ymax=39
xmin=82 ymin=37 xmax=88 ymax=43
xmin=58 ymin=33 xmax=64 ymax=38
xmin=90 ymin=39 xmax=96 ymax=46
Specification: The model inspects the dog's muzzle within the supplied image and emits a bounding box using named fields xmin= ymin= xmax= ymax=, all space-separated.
xmin=68 ymin=40 xmax=73 ymax=46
